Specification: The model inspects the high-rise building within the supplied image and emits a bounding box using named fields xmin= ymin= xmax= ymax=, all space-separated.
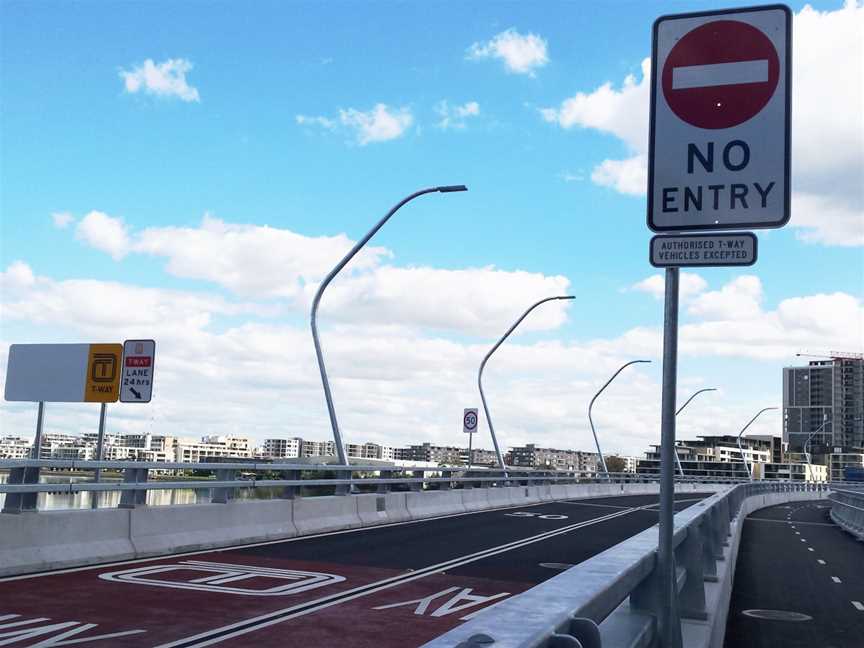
xmin=783 ymin=356 xmax=864 ymax=452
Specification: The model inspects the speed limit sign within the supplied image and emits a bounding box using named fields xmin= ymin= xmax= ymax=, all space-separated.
xmin=463 ymin=408 xmax=479 ymax=434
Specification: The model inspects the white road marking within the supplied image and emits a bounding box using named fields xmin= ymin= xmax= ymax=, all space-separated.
xmin=832 ymin=577 xmax=842 ymax=583
xmin=156 ymin=503 xmax=659 ymax=648
xmin=852 ymin=601 xmax=864 ymax=612
xmin=672 ymin=60 xmax=769 ymax=90
xmin=818 ymin=559 xmax=826 ymax=565
xmin=807 ymin=548 xmax=814 ymax=552
xmin=0 ymin=496 xmax=599 ymax=583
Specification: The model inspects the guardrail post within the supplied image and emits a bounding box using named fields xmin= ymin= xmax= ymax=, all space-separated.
xmin=334 ymin=469 xmax=352 ymax=496
xmin=700 ymin=513 xmax=720 ymax=581
xmin=629 ymin=554 xmax=666 ymax=620
xmin=118 ymin=467 xmax=149 ymax=508
xmin=677 ymin=526 xmax=708 ymax=619
xmin=409 ymin=470 xmax=424 ymax=492
xmin=462 ymin=470 xmax=474 ymax=490
xmin=281 ymin=469 xmax=300 ymax=499
xmin=439 ymin=472 xmax=452 ymax=491
xmin=211 ymin=469 xmax=237 ymax=504
xmin=377 ymin=470 xmax=393 ymax=494
xmin=1 ymin=466 xmax=40 ymax=514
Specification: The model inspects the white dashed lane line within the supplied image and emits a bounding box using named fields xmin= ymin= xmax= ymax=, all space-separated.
xmin=817 ymin=559 xmax=826 ymax=565
xmin=831 ymin=577 xmax=842 ymax=583
xmin=853 ymin=601 xmax=864 ymax=612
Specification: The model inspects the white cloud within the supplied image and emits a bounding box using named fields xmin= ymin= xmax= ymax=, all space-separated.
xmin=51 ymin=212 xmax=74 ymax=229
xmin=542 ymin=4 xmax=864 ymax=246
xmin=68 ymin=214 xmax=571 ymax=336
xmin=540 ymin=57 xmax=650 ymax=150
xmin=74 ymin=211 xmax=131 ymax=260
xmin=297 ymin=104 xmax=414 ymax=145
xmin=630 ymin=272 xmax=708 ymax=301
xmin=339 ymin=104 xmax=413 ymax=145
xmin=435 ymin=101 xmax=480 ymax=130
xmin=467 ymin=29 xmax=549 ymax=76
xmin=591 ymin=154 xmax=648 ymax=196
xmin=1 ymin=264 xmax=859 ymax=456
xmin=295 ymin=114 xmax=337 ymax=130
xmin=120 ymin=58 xmax=200 ymax=102
xmin=687 ymin=275 xmax=764 ymax=321
xmin=791 ymin=191 xmax=864 ymax=247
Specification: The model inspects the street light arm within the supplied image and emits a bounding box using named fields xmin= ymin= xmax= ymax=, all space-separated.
xmin=587 ymin=359 xmax=652 ymax=478
xmin=736 ymin=406 xmax=778 ymax=480
xmin=675 ymin=388 xmax=718 ymax=416
xmin=311 ymin=185 xmax=468 ymax=465
xmin=672 ymin=387 xmax=718 ymax=477
xmin=478 ymin=295 xmax=575 ymax=470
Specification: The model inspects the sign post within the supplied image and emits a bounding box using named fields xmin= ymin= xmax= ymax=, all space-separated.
xmin=463 ymin=408 xmax=479 ymax=470
xmin=648 ymin=6 xmax=791 ymax=646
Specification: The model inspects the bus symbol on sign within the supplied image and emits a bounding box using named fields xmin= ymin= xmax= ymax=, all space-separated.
xmin=91 ymin=354 xmax=117 ymax=382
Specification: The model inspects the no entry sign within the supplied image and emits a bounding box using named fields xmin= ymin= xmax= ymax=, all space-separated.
xmin=648 ymin=5 xmax=791 ymax=232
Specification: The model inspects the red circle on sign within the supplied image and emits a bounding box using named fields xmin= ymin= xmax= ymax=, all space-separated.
xmin=661 ymin=20 xmax=779 ymax=129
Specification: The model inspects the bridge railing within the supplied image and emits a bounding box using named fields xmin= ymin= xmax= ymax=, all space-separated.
xmin=829 ymin=486 xmax=864 ymax=541
xmin=0 ymin=458 xmax=753 ymax=513
xmin=422 ymin=481 xmax=830 ymax=648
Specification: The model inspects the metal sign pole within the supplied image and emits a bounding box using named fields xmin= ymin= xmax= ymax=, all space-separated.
xmin=32 ymin=401 xmax=45 ymax=459
xmin=94 ymin=403 xmax=107 ymax=485
xmin=658 ymin=267 xmax=682 ymax=648
xmin=467 ymin=430 xmax=474 ymax=470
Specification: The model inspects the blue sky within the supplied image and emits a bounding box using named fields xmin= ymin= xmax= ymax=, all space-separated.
xmin=1 ymin=1 xmax=862 ymax=455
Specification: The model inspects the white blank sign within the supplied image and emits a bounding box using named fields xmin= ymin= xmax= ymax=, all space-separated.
xmin=5 ymin=344 xmax=90 ymax=402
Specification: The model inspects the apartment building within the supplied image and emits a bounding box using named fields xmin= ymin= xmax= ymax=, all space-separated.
xmin=263 ymin=438 xmax=302 ymax=459
xmin=783 ymin=356 xmax=864 ymax=452
xmin=0 ymin=436 xmax=31 ymax=459
xmin=509 ymin=444 xmax=599 ymax=472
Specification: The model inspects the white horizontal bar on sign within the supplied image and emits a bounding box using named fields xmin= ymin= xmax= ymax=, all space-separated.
xmin=672 ymin=59 xmax=769 ymax=89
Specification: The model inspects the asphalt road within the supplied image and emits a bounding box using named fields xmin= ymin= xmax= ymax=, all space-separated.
xmin=0 ymin=492 xmax=710 ymax=648
xmin=725 ymin=500 xmax=864 ymax=648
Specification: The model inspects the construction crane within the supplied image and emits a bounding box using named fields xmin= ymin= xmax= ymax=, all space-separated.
xmin=796 ymin=350 xmax=864 ymax=361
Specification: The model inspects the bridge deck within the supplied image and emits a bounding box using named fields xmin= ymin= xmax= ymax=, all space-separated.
xmin=0 ymin=492 xmax=709 ymax=647
xmin=725 ymin=499 xmax=864 ymax=647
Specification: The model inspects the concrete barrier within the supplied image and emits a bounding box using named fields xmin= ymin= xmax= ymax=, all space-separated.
xmin=130 ymin=500 xmax=296 ymax=557
xmin=485 ymin=486 xmax=511 ymax=509
xmin=356 ymin=492 xmax=410 ymax=526
xmin=405 ymin=490 xmax=466 ymax=519
xmin=461 ymin=488 xmax=490 ymax=512
xmin=0 ymin=508 xmax=134 ymax=575
xmin=549 ymin=484 xmax=569 ymax=500
xmin=292 ymin=495 xmax=361 ymax=535
xmin=0 ymin=481 xmax=738 ymax=577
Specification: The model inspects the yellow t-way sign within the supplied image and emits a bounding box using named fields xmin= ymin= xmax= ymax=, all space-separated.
xmin=84 ymin=344 xmax=122 ymax=402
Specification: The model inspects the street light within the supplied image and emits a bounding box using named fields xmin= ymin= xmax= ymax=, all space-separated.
xmin=478 ymin=295 xmax=575 ymax=470
xmin=804 ymin=414 xmax=830 ymax=477
xmin=588 ymin=359 xmax=652 ymax=479
xmin=736 ymin=407 xmax=778 ymax=481
xmin=311 ymin=185 xmax=468 ymax=465
xmin=673 ymin=388 xmax=718 ymax=477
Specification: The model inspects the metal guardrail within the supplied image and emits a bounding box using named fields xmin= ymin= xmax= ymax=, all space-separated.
xmin=829 ymin=486 xmax=864 ymax=541
xmin=424 ymin=481 xmax=830 ymax=648
xmin=0 ymin=458 xmax=759 ymax=513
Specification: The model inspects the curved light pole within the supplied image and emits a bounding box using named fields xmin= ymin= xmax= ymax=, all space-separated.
xmin=736 ymin=407 xmax=778 ymax=481
xmin=803 ymin=415 xmax=830 ymax=478
xmin=478 ymin=295 xmax=575 ymax=470
xmin=311 ymin=185 xmax=468 ymax=465
xmin=588 ymin=359 xmax=652 ymax=479
xmin=673 ymin=388 xmax=718 ymax=477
